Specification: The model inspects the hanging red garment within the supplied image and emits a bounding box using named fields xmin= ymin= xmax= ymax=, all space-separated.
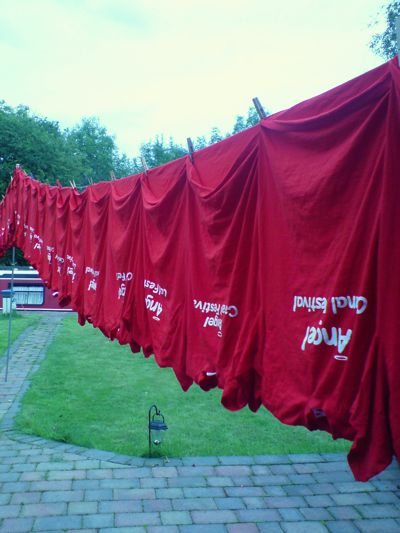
xmin=1 ymin=57 xmax=399 ymax=482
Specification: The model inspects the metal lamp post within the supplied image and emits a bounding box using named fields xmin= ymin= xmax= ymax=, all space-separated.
xmin=148 ymin=404 xmax=168 ymax=457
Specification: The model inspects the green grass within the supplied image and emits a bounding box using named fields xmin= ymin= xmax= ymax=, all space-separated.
xmin=16 ymin=316 xmax=351 ymax=458
xmin=0 ymin=312 xmax=41 ymax=357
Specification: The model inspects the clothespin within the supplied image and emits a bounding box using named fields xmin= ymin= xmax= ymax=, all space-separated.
xmin=88 ymin=176 xmax=94 ymax=185
xmin=187 ymin=137 xmax=195 ymax=162
xmin=252 ymin=97 xmax=266 ymax=120
xmin=69 ymin=180 xmax=77 ymax=189
xmin=141 ymin=156 xmax=149 ymax=175
xmin=110 ymin=171 xmax=116 ymax=181
xmin=56 ymin=179 xmax=62 ymax=188
xmin=396 ymin=17 xmax=400 ymax=66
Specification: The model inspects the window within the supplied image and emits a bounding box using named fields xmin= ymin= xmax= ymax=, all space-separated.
xmin=11 ymin=284 xmax=45 ymax=306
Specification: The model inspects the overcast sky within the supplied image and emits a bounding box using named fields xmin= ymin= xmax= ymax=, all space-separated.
xmin=0 ymin=0 xmax=389 ymax=156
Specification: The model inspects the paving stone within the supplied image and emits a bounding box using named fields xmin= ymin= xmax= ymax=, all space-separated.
xmin=84 ymin=488 xmax=113 ymax=500
xmin=41 ymin=490 xmax=84 ymax=503
xmin=371 ymin=491 xmax=400 ymax=504
xmin=207 ymin=476 xmax=234 ymax=487
xmin=30 ymin=480 xmax=72 ymax=491
xmin=264 ymin=496 xmax=306 ymax=508
xmin=315 ymin=461 xmax=348 ymax=472
xmin=113 ymin=467 xmax=152 ymax=479
xmin=153 ymin=466 xmax=178 ymax=478
xmin=0 ymin=517 xmax=34 ymax=533
xmin=21 ymin=502 xmax=67 ymax=517
xmin=313 ymin=471 xmax=354 ymax=483
xmin=215 ymin=466 xmax=251 ymax=476
xmin=68 ymin=501 xmax=98 ymax=514
xmin=141 ymin=477 xmax=167 ymax=488
xmin=226 ymin=486 xmax=265 ymax=497
xmin=307 ymin=483 xmax=336 ymax=495
xmin=236 ymin=509 xmax=281 ymax=522
xmin=36 ymin=461 xmax=74 ymax=471
xmin=218 ymin=456 xmax=254 ymax=465
xmin=300 ymin=507 xmax=332 ymax=520
xmin=227 ymin=524 xmax=259 ymax=532
xmin=0 ymin=493 xmax=11 ymax=505
xmin=325 ymin=521 xmax=360 ymax=533
xmin=281 ymin=522 xmax=329 ymax=532
xmin=157 ymin=488 xmax=184 ymax=499
xmin=177 ymin=466 xmax=215 ymax=477
xmin=356 ymin=503 xmax=400 ymax=518
xmin=99 ymin=499 xmax=142 ymax=513
xmin=172 ymin=498 xmax=217 ymax=511
xmin=253 ymin=475 xmax=290 ymax=485
xmin=331 ymin=492 xmax=375 ymax=505
xmin=243 ymin=496 xmax=266 ymax=508
xmin=269 ymin=464 xmax=295 ymax=475
xmin=0 ymin=504 xmax=21 ymax=518
xmin=254 ymin=455 xmax=291 ymax=465
xmin=83 ymin=513 xmax=114 ymax=528
xmin=305 ymin=495 xmax=335 ymax=507
xmin=284 ymin=484 xmax=313 ymax=496
xmin=168 ymin=476 xmax=207 ymax=488
xmin=115 ymin=511 xmax=161 ymax=527
xmin=11 ymin=491 xmax=41 ymax=504
xmin=334 ymin=481 xmax=375 ymax=493
xmin=258 ymin=524 xmax=285 ymax=532
xmin=181 ymin=457 xmax=220 ymax=466
xmin=47 ymin=469 xmax=86 ymax=480
xmin=2 ymin=481 xmax=30 ymax=492
xmin=86 ymin=468 xmax=113 ymax=479
xmin=214 ymin=497 xmax=245 ymax=510
xmin=100 ymin=478 xmax=140 ymax=489
xmin=160 ymin=511 xmax=192 ymax=525
xmin=183 ymin=487 xmax=225 ymax=498
xmin=179 ymin=525 xmax=226 ymax=533
xmin=32 ymin=514 xmax=82 ymax=531
xmin=113 ymin=488 xmax=156 ymax=500
xmin=147 ymin=527 xmax=179 ymax=533
xmin=262 ymin=485 xmax=286 ymax=496
xmin=327 ymin=506 xmax=361 ymax=520
xmin=251 ymin=465 xmax=271 ymax=475
xmin=191 ymin=510 xmax=237 ymax=524
xmin=143 ymin=499 xmax=173 ymax=512
xmin=278 ymin=508 xmax=303 ymax=521
xmin=72 ymin=478 xmax=100 ymax=489
xmin=354 ymin=518 xmax=400 ymax=532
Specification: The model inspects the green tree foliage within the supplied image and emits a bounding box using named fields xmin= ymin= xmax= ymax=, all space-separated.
xmin=370 ymin=1 xmax=400 ymax=60
xmin=232 ymin=107 xmax=260 ymax=134
xmin=0 ymin=103 xmax=136 ymax=196
xmin=139 ymin=135 xmax=187 ymax=170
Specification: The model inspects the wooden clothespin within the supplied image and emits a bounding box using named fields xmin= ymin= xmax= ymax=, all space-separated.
xmin=187 ymin=137 xmax=195 ymax=162
xmin=110 ymin=171 xmax=116 ymax=181
xmin=141 ymin=156 xmax=149 ymax=175
xmin=252 ymin=97 xmax=266 ymax=120
xmin=396 ymin=17 xmax=400 ymax=66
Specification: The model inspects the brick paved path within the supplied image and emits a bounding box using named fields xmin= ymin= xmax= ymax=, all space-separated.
xmin=0 ymin=314 xmax=399 ymax=532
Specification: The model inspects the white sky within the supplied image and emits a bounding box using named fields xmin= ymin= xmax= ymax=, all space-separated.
xmin=0 ymin=0 xmax=389 ymax=156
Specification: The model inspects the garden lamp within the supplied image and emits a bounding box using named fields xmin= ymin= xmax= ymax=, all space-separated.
xmin=148 ymin=404 xmax=168 ymax=457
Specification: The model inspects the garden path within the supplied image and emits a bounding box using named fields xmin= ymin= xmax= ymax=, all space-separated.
xmin=0 ymin=313 xmax=399 ymax=532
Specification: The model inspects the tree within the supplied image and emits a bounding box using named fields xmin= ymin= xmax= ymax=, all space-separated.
xmin=369 ymin=1 xmax=400 ymax=60
xmin=139 ymin=135 xmax=187 ymax=169
xmin=0 ymin=101 xmax=82 ymax=194
xmin=232 ymin=106 xmax=261 ymax=134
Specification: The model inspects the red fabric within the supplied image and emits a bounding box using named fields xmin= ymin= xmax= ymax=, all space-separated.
xmin=1 ymin=57 xmax=400 ymax=481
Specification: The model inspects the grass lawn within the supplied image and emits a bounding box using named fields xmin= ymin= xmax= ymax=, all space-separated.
xmin=0 ymin=312 xmax=41 ymax=357
xmin=16 ymin=316 xmax=351 ymax=458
